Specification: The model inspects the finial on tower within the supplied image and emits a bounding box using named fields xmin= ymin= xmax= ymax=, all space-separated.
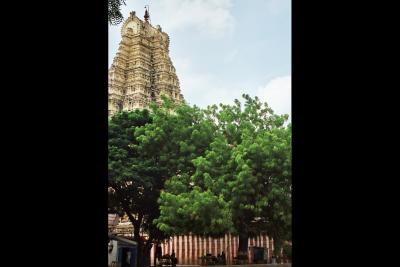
xmin=130 ymin=11 xmax=136 ymax=18
xmin=144 ymin=5 xmax=150 ymax=23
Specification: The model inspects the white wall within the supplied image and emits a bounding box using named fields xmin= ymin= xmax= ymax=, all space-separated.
xmin=108 ymin=240 xmax=118 ymax=266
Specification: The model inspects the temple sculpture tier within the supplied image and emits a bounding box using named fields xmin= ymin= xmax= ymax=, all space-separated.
xmin=109 ymin=11 xmax=184 ymax=117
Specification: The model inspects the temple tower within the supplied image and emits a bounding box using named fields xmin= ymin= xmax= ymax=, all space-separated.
xmin=108 ymin=10 xmax=184 ymax=117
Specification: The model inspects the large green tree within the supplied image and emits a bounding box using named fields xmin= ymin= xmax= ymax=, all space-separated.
xmin=109 ymin=99 xmax=218 ymax=266
xmin=109 ymin=109 xmax=168 ymax=267
xmin=154 ymin=95 xmax=292 ymax=255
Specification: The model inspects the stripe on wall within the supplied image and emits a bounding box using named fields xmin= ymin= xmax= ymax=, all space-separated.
xmin=186 ymin=235 xmax=189 ymax=264
xmin=181 ymin=235 xmax=185 ymax=265
xmin=189 ymin=234 xmax=193 ymax=265
xmin=202 ymin=235 xmax=205 ymax=261
xmin=261 ymin=234 xmax=264 ymax=248
xmin=172 ymin=236 xmax=178 ymax=256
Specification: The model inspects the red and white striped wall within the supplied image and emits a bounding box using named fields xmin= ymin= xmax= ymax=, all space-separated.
xmin=150 ymin=234 xmax=274 ymax=265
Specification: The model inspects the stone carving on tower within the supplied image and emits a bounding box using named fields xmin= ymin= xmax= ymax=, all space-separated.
xmin=108 ymin=10 xmax=185 ymax=117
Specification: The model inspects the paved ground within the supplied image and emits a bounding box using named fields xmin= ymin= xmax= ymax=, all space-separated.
xmin=157 ymin=266 xmax=292 ymax=267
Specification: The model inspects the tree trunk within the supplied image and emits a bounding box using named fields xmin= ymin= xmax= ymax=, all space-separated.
xmin=127 ymin=212 xmax=143 ymax=267
xmin=133 ymin=221 xmax=143 ymax=267
xmin=153 ymin=242 xmax=158 ymax=267
xmin=238 ymin=231 xmax=249 ymax=255
xmin=144 ymin=243 xmax=152 ymax=267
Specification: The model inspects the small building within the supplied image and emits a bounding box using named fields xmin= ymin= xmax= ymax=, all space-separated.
xmin=108 ymin=235 xmax=138 ymax=267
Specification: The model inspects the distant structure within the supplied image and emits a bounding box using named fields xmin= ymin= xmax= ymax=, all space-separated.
xmin=108 ymin=9 xmax=184 ymax=117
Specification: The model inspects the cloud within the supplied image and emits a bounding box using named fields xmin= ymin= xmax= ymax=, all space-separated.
xmin=174 ymin=57 xmax=192 ymax=72
xmin=174 ymin=57 xmax=243 ymax=108
xmin=158 ymin=0 xmax=234 ymax=37
xmin=174 ymin=59 xmax=291 ymax=114
xmin=109 ymin=0 xmax=235 ymax=65
xmin=120 ymin=0 xmax=235 ymax=38
xmin=257 ymin=75 xmax=291 ymax=118
xmin=266 ymin=0 xmax=291 ymax=15
xmin=223 ymin=49 xmax=239 ymax=63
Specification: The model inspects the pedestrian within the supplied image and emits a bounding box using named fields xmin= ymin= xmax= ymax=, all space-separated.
xmin=156 ymin=244 xmax=162 ymax=260
xmin=171 ymin=250 xmax=177 ymax=267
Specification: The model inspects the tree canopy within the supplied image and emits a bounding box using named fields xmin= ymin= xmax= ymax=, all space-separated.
xmin=108 ymin=109 xmax=163 ymax=267
xmin=108 ymin=99 xmax=218 ymax=266
xmin=152 ymin=95 xmax=292 ymax=253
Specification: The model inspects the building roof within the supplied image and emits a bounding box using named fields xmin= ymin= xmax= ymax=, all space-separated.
xmin=109 ymin=234 xmax=138 ymax=246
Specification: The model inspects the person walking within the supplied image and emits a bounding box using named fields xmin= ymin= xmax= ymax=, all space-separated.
xmin=171 ymin=250 xmax=177 ymax=267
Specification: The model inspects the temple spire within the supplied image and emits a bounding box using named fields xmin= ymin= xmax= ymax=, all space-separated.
xmin=144 ymin=5 xmax=150 ymax=23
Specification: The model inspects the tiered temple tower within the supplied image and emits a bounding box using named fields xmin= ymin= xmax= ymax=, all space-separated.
xmin=108 ymin=10 xmax=184 ymax=117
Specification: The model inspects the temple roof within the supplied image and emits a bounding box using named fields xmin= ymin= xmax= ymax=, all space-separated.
xmin=108 ymin=213 xmax=120 ymax=228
